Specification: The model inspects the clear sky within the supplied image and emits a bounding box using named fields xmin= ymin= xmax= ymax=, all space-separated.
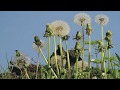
xmin=0 ymin=11 xmax=120 ymax=70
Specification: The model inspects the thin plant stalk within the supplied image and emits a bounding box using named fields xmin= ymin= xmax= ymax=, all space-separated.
xmin=88 ymin=35 xmax=91 ymax=68
xmin=82 ymin=25 xmax=85 ymax=71
xmin=65 ymin=40 xmax=71 ymax=71
xmin=103 ymin=42 xmax=108 ymax=79
xmin=108 ymin=46 xmax=111 ymax=78
xmin=24 ymin=67 xmax=30 ymax=79
xmin=48 ymin=37 xmax=51 ymax=68
xmin=108 ymin=48 xmax=110 ymax=71
xmin=59 ymin=37 xmax=63 ymax=68
xmin=101 ymin=25 xmax=104 ymax=70
xmin=38 ymin=41 xmax=58 ymax=79
xmin=75 ymin=56 xmax=79 ymax=79
xmin=54 ymin=36 xmax=60 ymax=76
xmin=36 ymin=52 xmax=40 ymax=79
xmin=47 ymin=37 xmax=51 ymax=78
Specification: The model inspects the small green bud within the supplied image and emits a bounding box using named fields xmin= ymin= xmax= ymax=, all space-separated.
xmin=86 ymin=23 xmax=93 ymax=35
xmin=106 ymin=30 xmax=112 ymax=37
xmin=15 ymin=50 xmax=21 ymax=57
xmin=73 ymin=31 xmax=82 ymax=41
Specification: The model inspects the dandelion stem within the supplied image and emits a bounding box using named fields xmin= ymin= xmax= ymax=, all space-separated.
xmin=108 ymin=45 xmax=111 ymax=78
xmin=24 ymin=68 xmax=30 ymax=79
xmin=65 ymin=40 xmax=71 ymax=71
xmin=88 ymin=35 xmax=91 ymax=68
xmin=101 ymin=25 xmax=104 ymax=70
xmin=75 ymin=56 xmax=79 ymax=79
xmin=48 ymin=37 xmax=51 ymax=78
xmin=39 ymin=47 xmax=58 ymax=79
xmin=82 ymin=25 xmax=85 ymax=71
xmin=48 ymin=37 xmax=51 ymax=68
xmin=54 ymin=36 xmax=60 ymax=76
xmin=59 ymin=37 xmax=64 ymax=69
xmin=108 ymin=48 xmax=110 ymax=71
xmin=36 ymin=52 xmax=40 ymax=79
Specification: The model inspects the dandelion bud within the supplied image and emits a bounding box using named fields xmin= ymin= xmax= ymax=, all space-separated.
xmin=15 ymin=50 xmax=21 ymax=57
xmin=86 ymin=23 xmax=93 ymax=35
xmin=73 ymin=31 xmax=82 ymax=41
xmin=34 ymin=36 xmax=41 ymax=46
xmin=44 ymin=24 xmax=53 ymax=37
xmin=106 ymin=30 xmax=112 ymax=37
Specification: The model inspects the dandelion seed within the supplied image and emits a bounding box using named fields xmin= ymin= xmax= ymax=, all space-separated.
xmin=74 ymin=13 xmax=91 ymax=26
xmin=50 ymin=55 xmax=66 ymax=67
xmin=95 ymin=14 xmax=109 ymax=26
xmin=51 ymin=20 xmax=70 ymax=37
xmin=33 ymin=40 xmax=47 ymax=53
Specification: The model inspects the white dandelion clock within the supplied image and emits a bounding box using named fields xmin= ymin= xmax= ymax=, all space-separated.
xmin=33 ymin=40 xmax=47 ymax=53
xmin=50 ymin=55 xmax=66 ymax=67
xmin=74 ymin=13 xmax=91 ymax=26
xmin=95 ymin=14 xmax=109 ymax=26
xmin=51 ymin=20 xmax=70 ymax=37
xmin=74 ymin=60 xmax=88 ymax=70
xmin=14 ymin=52 xmax=32 ymax=68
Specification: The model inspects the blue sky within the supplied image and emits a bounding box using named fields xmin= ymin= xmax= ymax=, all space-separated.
xmin=0 ymin=11 xmax=120 ymax=70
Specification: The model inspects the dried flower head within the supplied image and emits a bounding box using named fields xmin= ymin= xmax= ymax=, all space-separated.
xmin=74 ymin=13 xmax=91 ymax=26
xmin=50 ymin=55 xmax=66 ymax=67
xmin=95 ymin=14 xmax=109 ymax=26
xmin=51 ymin=20 xmax=70 ymax=37
xmin=33 ymin=40 xmax=47 ymax=52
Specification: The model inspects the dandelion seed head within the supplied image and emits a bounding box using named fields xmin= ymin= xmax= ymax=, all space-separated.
xmin=50 ymin=55 xmax=66 ymax=67
xmin=74 ymin=60 xmax=88 ymax=70
xmin=74 ymin=13 xmax=91 ymax=26
xmin=51 ymin=20 xmax=70 ymax=37
xmin=95 ymin=14 xmax=109 ymax=26
xmin=13 ymin=52 xmax=32 ymax=68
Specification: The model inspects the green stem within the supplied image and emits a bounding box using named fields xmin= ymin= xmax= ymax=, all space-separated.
xmin=82 ymin=25 xmax=85 ymax=71
xmin=101 ymin=25 xmax=107 ymax=79
xmin=108 ymin=49 xmax=110 ymax=71
xmin=53 ymin=36 xmax=60 ymax=76
xmin=24 ymin=68 xmax=30 ymax=79
xmin=48 ymin=37 xmax=51 ymax=78
xmin=59 ymin=37 xmax=63 ymax=68
xmin=101 ymin=25 xmax=104 ymax=70
xmin=65 ymin=41 xmax=71 ymax=71
xmin=75 ymin=56 xmax=79 ymax=79
xmin=38 ymin=47 xmax=58 ymax=79
xmin=36 ymin=52 xmax=40 ymax=79
xmin=48 ymin=37 xmax=51 ymax=68
xmin=108 ymin=47 xmax=110 ymax=79
xmin=59 ymin=37 xmax=63 ymax=56
xmin=88 ymin=35 xmax=91 ymax=68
